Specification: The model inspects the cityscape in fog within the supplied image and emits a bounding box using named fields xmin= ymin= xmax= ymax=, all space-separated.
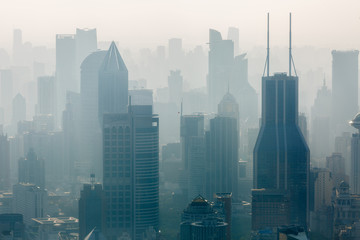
xmin=1 ymin=1 xmax=360 ymax=240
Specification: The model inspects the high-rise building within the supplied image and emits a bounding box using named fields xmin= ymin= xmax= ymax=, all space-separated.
xmin=168 ymin=38 xmax=183 ymax=69
xmin=326 ymin=152 xmax=347 ymax=188
xmin=218 ymin=91 xmax=239 ymax=123
xmin=98 ymin=42 xmax=128 ymax=123
xmin=56 ymin=34 xmax=76 ymax=123
xmin=12 ymin=93 xmax=26 ymax=126
xmin=103 ymin=106 xmax=159 ymax=240
xmin=79 ymin=174 xmax=105 ymax=240
xmin=80 ymin=50 xmax=107 ymax=178
xmin=227 ymin=27 xmax=240 ymax=56
xmin=18 ymin=148 xmax=45 ymax=189
xmin=180 ymin=114 xmax=206 ymax=200
xmin=332 ymin=50 xmax=359 ymax=136
xmin=335 ymin=132 xmax=352 ymax=177
xmin=253 ymin=14 xmax=309 ymax=230
xmin=12 ymin=183 xmax=48 ymax=226
xmin=214 ymin=193 xmax=232 ymax=240
xmin=0 ymin=134 xmax=10 ymax=191
xmin=310 ymin=79 xmax=332 ymax=159
xmin=12 ymin=29 xmax=23 ymax=66
xmin=75 ymin=28 xmax=97 ymax=80
xmin=0 ymin=70 xmax=13 ymax=113
xmin=168 ymin=70 xmax=183 ymax=106
xmin=350 ymin=113 xmax=360 ymax=194
xmin=205 ymin=116 xmax=238 ymax=200
xmin=207 ymin=29 xmax=234 ymax=112
xmin=37 ymin=76 xmax=56 ymax=116
xmin=299 ymin=113 xmax=309 ymax=144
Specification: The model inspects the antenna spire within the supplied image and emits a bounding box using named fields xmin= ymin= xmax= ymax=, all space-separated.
xmin=267 ymin=13 xmax=270 ymax=77
xmin=289 ymin=12 xmax=292 ymax=77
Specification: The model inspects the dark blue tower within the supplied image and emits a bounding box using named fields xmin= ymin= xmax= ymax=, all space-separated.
xmin=253 ymin=13 xmax=309 ymax=230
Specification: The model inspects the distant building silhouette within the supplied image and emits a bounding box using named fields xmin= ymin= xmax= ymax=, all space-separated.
xmin=350 ymin=113 xmax=360 ymax=194
xmin=168 ymin=70 xmax=183 ymax=106
xmin=12 ymin=93 xmax=26 ymax=126
xmin=18 ymin=148 xmax=45 ymax=189
xmin=0 ymin=213 xmax=25 ymax=240
xmin=37 ymin=76 xmax=56 ymax=116
xmin=332 ymin=50 xmax=359 ymax=136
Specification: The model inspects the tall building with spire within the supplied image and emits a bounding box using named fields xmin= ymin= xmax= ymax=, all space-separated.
xmin=253 ymin=13 xmax=309 ymax=231
xmin=98 ymin=42 xmax=128 ymax=124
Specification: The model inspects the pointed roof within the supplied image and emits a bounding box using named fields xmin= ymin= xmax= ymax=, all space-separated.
xmin=100 ymin=41 xmax=127 ymax=72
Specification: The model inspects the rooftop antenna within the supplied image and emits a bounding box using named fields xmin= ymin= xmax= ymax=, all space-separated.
xmin=263 ymin=13 xmax=270 ymax=77
xmin=289 ymin=12 xmax=292 ymax=77
xmin=289 ymin=12 xmax=298 ymax=77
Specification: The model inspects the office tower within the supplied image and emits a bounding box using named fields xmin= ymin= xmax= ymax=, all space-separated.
xmin=80 ymin=50 xmax=107 ymax=178
xmin=18 ymin=148 xmax=45 ymax=189
xmin=56 ymin=34 xmax=76 ymax=122
xmin=103 ymin=106 xmax=159 ymax=240
xmin=326 ymin=152 xmax=347 ymax=188
xmin=37 ymin=76 xmax=56 ymax=115
xmin=299 ymin=113 xmax=308 ymax=144
xmin=214 ymin=193 xmax=232 ymax=240
xmin=350 ymin=113 xmax=360 ymax=194
xmin=227 ymin=27 xmax=240 ymax=56
xmin=232 ymin=54 xmax=258 ymax=127
xmin=180 ymin=195 xmax=227 ymax=240
xmin=22 ymin=131 xmax=64 ymax=189
xmin=0 ymin=134 xmax=10 ymax=191
xmin=79 ymin=174 xmax=105 ymax=240
xmin=181 ymin=114 xmax=206 ymax=200
xmin=311 ymin=79 xmax=331 ymax=159
xmin=253 ymin=14 xmax=309 ymax=230
xmin=12 ymin=93 xmax=26 ymax=125
xmin=98 ymin=42 xmax=128 ymax=123
xmin=62 ymin=92 xmax=81 ymax=180
xmin=332 ymin=50 xmax=359 ymax=135
xmin=168 ymin=70 xmax=183 ymax=106
xmin=308 ymin=168 xmax=334 ymax=239
xmin=12 ymin=183 xmax=48 ymax=226
xmin=218 ymin=91 xmax=239 ymax=122
xmin=208 ymin=29 xmax=234 ymax=112
xmin=75 ymin=28 xmax=97 ymax=79
xmin=335 ymin=132 xmax=352 ymax=177
xmin=205 ymin=115 xmax=238 ymax=200
xmin=0 ymin=213 xmax=25 ymax=240
xmin=309 ymin=168 xmax=333 ymax=212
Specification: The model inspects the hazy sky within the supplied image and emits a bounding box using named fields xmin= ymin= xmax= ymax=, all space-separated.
xmin=1 ymin=0 xmax=360 ymax=50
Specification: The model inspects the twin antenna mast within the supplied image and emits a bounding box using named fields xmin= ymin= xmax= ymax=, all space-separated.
xmin=263 ymin=13 xmax=297 ymax=77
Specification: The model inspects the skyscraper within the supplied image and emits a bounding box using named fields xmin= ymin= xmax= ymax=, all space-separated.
xmin=227 ymin=27 xmax=240 ymax=56
xmin=332 ymin=50 xmax=359 ymax=135
xmin=98 ymin=42 xmax=128 ymax=123
xmin=12 ymin=93 xmax=26 ymax=126
xmin=350 ymin=113 xmax=360 ymax=194
xmin=180 ymin=114 xmax=206 ymax=200
xmin=311 ymin=79 xmax=331 ymax=159
xmin=168 ymin=70 xmax=183 ymax=106
xmin=18 ymin=148 xmax=45 ymax=189
xmin=75 ymin=28 xmax=97 ymax=76
xmin=207 ymin=29 xmax=234 ymax=112
xmin=80 ymin=50 xmax=107 ymax=178
xmin=205 ymin=115 xmax=238 ymax=200
xmin=253 ymin=14 xmax=309 ymax=229
xmin=102 ymin=106 xmax=159 ymax=240
xmin=37 ymin=76 xmax=56 ymax=115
